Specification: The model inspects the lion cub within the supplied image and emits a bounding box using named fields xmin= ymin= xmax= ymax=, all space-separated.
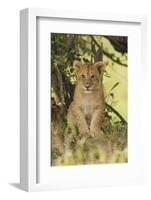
xmin=67 ymin=61 xmax=105 ymax=138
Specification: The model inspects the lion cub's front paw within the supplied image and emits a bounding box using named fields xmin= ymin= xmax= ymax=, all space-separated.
xmin=90 ymin=127 xmax=101 ymax=138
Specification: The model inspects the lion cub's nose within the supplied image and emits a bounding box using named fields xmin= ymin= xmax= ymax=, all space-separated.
xmin=85 ymin=83 xmax=90 ymax=89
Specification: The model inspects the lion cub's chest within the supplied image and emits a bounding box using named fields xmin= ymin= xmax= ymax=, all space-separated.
xmin=80 ymin=98 xmax=96 ymax=118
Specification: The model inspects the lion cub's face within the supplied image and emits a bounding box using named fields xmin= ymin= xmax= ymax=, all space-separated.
xmin=73 ymin=61 xmax=105 ymax=93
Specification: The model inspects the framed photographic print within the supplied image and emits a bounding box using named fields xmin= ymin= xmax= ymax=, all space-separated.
xmin=20 ymin=8 xmax=147 ymax=191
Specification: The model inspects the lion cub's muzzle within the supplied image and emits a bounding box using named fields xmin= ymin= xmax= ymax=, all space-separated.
xmin=83 ymin=85 xmax=93 ymax=93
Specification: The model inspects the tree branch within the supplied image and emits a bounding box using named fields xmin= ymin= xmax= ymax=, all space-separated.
xmin=103 ymin=36 xmax=127 ymax=53
xmin=90 ymin=36 xmax=127 ymax=67
xmin=105 ymin=102 xmax=127 ymax=124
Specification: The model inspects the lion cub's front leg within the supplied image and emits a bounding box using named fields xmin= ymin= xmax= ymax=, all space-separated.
xmin=90 ymin=108 xmax=103 ymax=138
xmin=68 ymin=103 xmax=90 ymax=136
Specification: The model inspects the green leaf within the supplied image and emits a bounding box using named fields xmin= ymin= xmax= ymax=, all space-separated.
xmin=110 ymin=82 xmax=119 ymax=91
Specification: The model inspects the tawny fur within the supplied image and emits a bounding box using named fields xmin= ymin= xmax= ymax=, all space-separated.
xmin=67 ymin=61 xmax=105 ymax=138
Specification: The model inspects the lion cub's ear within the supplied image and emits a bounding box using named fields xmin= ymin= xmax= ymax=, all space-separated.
xmin=73 ymin=60 xmax=82 ymax=74
xmin=94 ymin=61 xmax=105 ymax=74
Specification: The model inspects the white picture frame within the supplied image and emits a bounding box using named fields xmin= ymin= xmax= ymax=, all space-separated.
xmin=20 ymin=8 xmax=147 ymax=191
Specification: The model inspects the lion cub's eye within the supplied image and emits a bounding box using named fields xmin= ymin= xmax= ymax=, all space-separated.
xmin=91 ymin=75 xmax=95 ymax=79
xmin=81 ymin=74 xmax=85 ymax=78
